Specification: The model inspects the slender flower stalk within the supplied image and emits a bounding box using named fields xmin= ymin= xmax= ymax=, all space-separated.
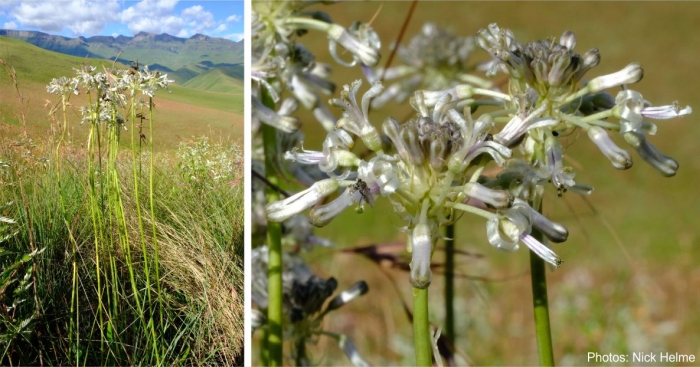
xmin=260 ymin=89 xmax=283 ymax=366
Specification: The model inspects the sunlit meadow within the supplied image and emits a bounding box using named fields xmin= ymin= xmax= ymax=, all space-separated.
xmin=252 ymin=2 xmax=700 ymax=366
xmin=0 ymin=56 xmax=244 ymax=365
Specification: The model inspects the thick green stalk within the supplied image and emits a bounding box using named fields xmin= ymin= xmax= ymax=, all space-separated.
xmin=444 ymin=223 xmax=455 ymax=346
xmin=529 ymin=199 xmax=555 ymax=366
xmin=413 ymin=287 xmax=432 ymax=366
xmin=261 ymin=90 xmax=283 ymax=366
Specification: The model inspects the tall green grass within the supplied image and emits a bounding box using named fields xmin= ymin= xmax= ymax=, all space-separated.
xmin=0 ymin=59 xmax=243 ymax=366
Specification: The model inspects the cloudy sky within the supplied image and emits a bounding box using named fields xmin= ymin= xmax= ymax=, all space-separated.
xmin=0 ymin=0 xmax=244 ymax=41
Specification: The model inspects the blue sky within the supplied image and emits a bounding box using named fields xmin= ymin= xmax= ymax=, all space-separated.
xmin=0 ymin=0 xmax=244 ymax=41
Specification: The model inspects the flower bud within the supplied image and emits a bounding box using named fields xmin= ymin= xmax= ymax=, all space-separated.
xmin=587 ymin=63 xmax=643 ymax=93
xmin=464 ymin=182 xmax=513 ymax=209
xmin=559 ymin=30 xmax=576 ymax=50
xmin=623 ymin=131 xmax=679 ymax=177
xmin=410 ymin=223 xmax=433 ymax=289
xmin=548 ymin=52 xmax=573 ymax=87
xmin=527 ymin=209 xmax=569 ymax=243
xmin=327 ymin=24 xmax=380 ymax=67
xmin=587 ymin=126 xmax=632 ymax=170
xmin=573 ymin=48 xmax=601 ymax=81
xmin=325 ymin=281 xmax=369 ymax=313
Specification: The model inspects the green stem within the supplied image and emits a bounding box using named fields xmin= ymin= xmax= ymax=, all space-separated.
xmin=148 ymin=97 xmax=164 ymax=330
xmin=529 ymin=199 xmax=555 ymax=366
xmin=294 ymin=337 xmax=309 ymax=366
xmin=413 ymin=287 xmax=432 ymax=366
xmin=262 ymin=90 xmax=283 ymax=366
xmin=444 ymin=223 xmax=455 ymax=346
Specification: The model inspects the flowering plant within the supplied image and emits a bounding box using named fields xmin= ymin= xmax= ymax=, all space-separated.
xmin=252 ymin=2 xmax=692 ymax=365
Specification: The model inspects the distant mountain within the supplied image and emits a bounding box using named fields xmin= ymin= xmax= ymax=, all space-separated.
xmin=0 ymin=29 xmax=243 ymax=73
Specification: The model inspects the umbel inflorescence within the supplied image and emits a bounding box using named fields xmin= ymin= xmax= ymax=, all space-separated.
xmin=266 ymin=23 xmax=691 ymax=290
xmin=47 ymin=64 xmax=172 ymax=126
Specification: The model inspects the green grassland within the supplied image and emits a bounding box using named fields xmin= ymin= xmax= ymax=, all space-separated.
xmin=260 ymin=2 xmax=700 ymax=366
xmin=0 ymin=36 xmax=243 ymax=150
xmin=0 ymin=34 xmax=243 ymax=365
xmin=182 ymin=66 xmax=244 ymax=95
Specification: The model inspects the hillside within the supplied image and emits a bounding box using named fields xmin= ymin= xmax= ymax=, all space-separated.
xmin=0 ymin=36 xmax=243 ymax=148
xmin=0 ymin=30 xmax=243 ymax=71
xmin=182 ymin=65 xmax=244 ymax=94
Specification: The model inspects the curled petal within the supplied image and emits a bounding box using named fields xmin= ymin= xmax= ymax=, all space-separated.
xmin=486 ymin=215 xmax=520 ymax=252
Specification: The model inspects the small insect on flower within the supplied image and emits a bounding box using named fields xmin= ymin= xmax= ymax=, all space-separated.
xmin=129 ymin=59 xmax=139 ymax=75
xmin=350 ymin=178 xmax=374 ymax=213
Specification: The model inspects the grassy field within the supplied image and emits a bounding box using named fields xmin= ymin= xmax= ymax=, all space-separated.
xmin=182 ymin=66 xmax=244 ymax=95
xmin=259 ymin=2 xmax=700 ymax=365
xmin=1 ymin=36 xmax=244 ymax=366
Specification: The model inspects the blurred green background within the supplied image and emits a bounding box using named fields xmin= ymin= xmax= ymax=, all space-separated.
xmin=271 ymin=2 xmax=700 ymax=365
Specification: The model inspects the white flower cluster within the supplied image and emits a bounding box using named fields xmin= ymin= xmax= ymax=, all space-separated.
xmin=47 ymin=64 xmax=173 ymax=126
xmin=265 ymin=24 xmax=692 ymax=290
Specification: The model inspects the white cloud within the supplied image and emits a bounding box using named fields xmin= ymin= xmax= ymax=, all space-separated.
xmin=223 ymin=33 xmax=243 ymax=42
xmin=120 ymin=1 xmax=220 ymax=37
xmin=215 ymin=24 xmax=226 ymax=32
xmin=225 ymin=15 xmax=241 ymax=23
xmin=120 ymin=0 xmax=181 ymax=34
xmin=180 ymin=5 xmax=214 ymax=34
xmin=11 ymin=0 xmax=120 ymax=35
xmin=3 ymin=21 xmax=16 ymax=29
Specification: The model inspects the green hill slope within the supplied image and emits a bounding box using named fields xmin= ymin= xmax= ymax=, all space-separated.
xmin=0 ymin=36 xmax=122 ymax=84
xmin=181 ymin=66 xmax=243 ymax=94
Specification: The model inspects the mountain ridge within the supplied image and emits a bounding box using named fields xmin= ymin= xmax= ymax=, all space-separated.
xmin=0 ymin=29 xmax=243 ymax=72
